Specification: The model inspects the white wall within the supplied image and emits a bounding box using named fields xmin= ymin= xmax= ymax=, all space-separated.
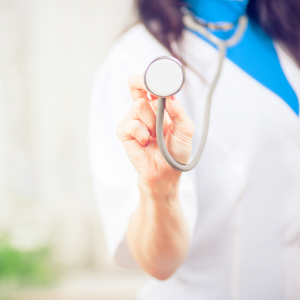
xmin=0 ymin=0 xmax=135 ymax=269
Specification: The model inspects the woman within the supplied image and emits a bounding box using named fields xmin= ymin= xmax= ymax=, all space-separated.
xmin=88 ymin=0 xmax=300 ymax=299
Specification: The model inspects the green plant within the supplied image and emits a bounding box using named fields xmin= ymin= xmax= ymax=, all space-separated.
xmin=0 ymin=235 xmax=56 ymax=293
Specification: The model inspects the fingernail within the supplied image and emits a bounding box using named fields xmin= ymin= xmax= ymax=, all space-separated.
xmin=171 ymin=96 xmax=175 ymax=100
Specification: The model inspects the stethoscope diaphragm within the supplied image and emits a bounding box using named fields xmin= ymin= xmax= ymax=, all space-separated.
xmin=144 ymin=56 xmax=185 ymax=98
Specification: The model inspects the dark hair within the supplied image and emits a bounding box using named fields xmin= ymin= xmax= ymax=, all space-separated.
xmin=135 ymin=0 xmax=300 ymax=66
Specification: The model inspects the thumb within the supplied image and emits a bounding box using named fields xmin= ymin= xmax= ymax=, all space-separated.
xmin=164 ymin=96 xmax=190 ymax=126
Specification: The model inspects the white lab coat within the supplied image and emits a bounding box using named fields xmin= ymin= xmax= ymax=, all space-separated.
xmin=88 ymin=23 xmax=300 ymax=300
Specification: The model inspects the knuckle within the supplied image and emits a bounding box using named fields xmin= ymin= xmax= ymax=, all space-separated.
xmin=130 ymin=120 xmax=140 ymax=134
xmin=141 ymin=138 xmax=149 ymax=145
xmin=128 ymin=76 xmax=134 ymax=88
xmin=128 ymin=74 xmax=141 ymax=88
xmin=133 ymin=98 xmax=147 ymax=114
xmin=137 ymin=97 xmax=146 ymax=105
xmin=141 ymin=132 xmax=150 ymax=145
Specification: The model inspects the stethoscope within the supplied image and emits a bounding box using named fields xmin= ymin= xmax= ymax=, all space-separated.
xmin=144 ymin=9 xmax=248 ymax=172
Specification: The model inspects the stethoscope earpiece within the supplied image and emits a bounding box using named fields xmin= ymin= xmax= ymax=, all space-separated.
xmin=144 ymin=56 xmax=185 ymax=98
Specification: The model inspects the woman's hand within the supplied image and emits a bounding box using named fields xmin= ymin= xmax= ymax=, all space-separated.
xmin=117 ymin=74 xmax=194 ymax=189
xmin=117 ymin=74 xmax=193 ymax=279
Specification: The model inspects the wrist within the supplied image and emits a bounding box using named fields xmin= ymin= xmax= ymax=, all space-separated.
xmin=138 ymin=176 xmax=180 ymax=203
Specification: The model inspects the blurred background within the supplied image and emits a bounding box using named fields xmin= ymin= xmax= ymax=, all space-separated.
xmin=0 ymin=0 xmax=148 ymax=299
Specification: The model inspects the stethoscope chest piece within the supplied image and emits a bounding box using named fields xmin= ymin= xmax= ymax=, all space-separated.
xmin=144 ymin=56 xmax=185 ymax=98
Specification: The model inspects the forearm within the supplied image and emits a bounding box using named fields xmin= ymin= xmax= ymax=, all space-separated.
xmin=126 ymin=177 xmax=190 ymax=280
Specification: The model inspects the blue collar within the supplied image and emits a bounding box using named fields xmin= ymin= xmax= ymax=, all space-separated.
xmin=184 ymin=0 xmax=249 ymax=24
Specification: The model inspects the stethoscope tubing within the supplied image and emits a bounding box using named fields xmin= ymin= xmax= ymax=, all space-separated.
xmin=156 ymin=43 xmax=226 ymax=172
xmin=156 ymin=14 xmax=248 ymax=172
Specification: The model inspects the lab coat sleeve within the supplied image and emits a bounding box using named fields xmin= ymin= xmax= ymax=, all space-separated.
xmin=88 ymin=29 xmax=198 ymax=268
